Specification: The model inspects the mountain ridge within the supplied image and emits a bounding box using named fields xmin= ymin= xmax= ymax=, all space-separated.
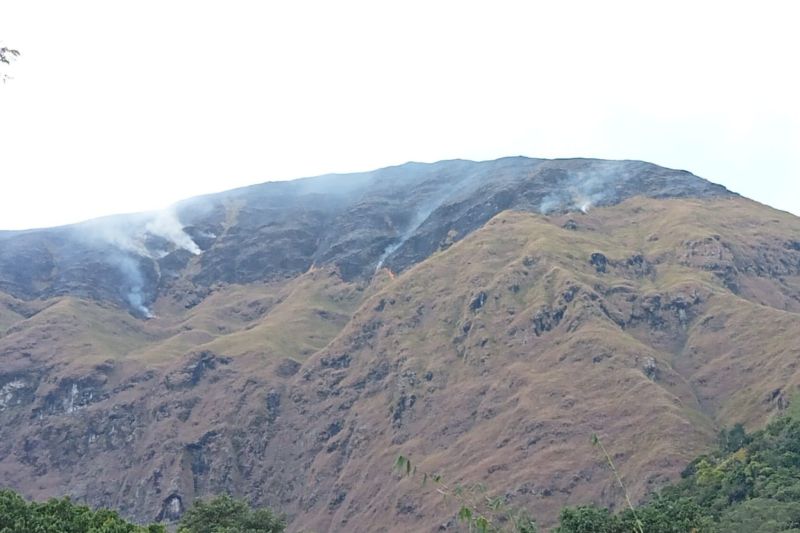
xmin=0 ymin=157 xmax=733 ymax=315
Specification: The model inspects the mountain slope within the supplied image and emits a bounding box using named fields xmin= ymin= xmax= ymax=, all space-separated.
xmin=282 ymin=197 xmax=800 ymax=531
xmin=0 ymin=158 xmax=798 ymax=531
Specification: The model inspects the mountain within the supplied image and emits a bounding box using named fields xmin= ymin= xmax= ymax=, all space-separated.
xmin=1 ymin=157 xmax=799 ymax=531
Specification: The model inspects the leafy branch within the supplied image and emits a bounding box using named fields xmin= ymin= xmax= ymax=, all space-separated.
xmin=1 ymin=45 xmax=20 ymax=83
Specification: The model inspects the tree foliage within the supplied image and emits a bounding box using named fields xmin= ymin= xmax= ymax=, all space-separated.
xmin=557 ymin=410 xmax=800 ymax=532
xmin=176 ymin=494 xmax=286 ymax=533
xmin=0 ymin=490 xmax=285 ymax=533
xmin=0 ymin=489 xmax=165 ymax=533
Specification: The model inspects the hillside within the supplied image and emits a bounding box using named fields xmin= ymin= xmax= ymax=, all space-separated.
xmin=1 ymin=157 xmax=799 ymax=531
xmin=553 ymin=407 xmax=800 ymax=532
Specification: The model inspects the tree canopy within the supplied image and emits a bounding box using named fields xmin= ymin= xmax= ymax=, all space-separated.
xmin=555 ymin=409 xmax=800 ymax=532
xmin=176 ymin=495 xmax=286 ymax=533
xmin=0 ymin=490 xmax=165 ymax=533
xmin=0 ymin=491 xmax=285 ymax=533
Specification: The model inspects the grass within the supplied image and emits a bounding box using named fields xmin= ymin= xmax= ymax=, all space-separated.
xmin=2 ymin=195 xmax=800 ymax=531
xmin=298 ymin=196 xmax=800 ymax=530
xmin=0 ymin=266 xmax=367 ymax=370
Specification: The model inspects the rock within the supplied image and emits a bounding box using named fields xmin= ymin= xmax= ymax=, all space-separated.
xmin=320 ymin=354 xmax=352 ymax=369
xmin=590 ymin=252 xmax=608 ymax=273
xmin=392 ymin=394 xmax=416 ymax=427
xmin=625 ymin=254 xmax=653 ymax=277
xmin=157 ymin=494 xmax=183 ymax=522
xmin=562 ymin=219 xmax=578 ymax=230
xmin=532 ymin=306 xmax=565 ymax=336
xmin=276 ymin=358 xmax=301 ymax=377
xmin=641 ymin=357 xmax=658 ymax=380
xmin=266 ymin=390 xmax=281 ymax=422
xmin=319 ymin=420 xmax=343 ymax=441
xmin=0 ymin=375 xmax=36 ymax=411
xmin=470 ymin=291 xmax=487 ymax=311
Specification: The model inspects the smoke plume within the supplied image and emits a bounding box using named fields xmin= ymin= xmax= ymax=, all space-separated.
xmin=111 ymin=254 xmax=152 ymax=318
xmin=375 ymin=205 xmax=438 ymax=270
xmin=539 ymin=161 xmax=630 ymax=215
xmin=79 ymin=207 xmax=202 ymax=316
xmin=145 ymin=210 xmax=202 ymax=255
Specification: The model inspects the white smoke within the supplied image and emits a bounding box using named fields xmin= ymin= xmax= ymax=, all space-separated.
xmin=108 ymin=254 xmax=153 ymax=318
xmin=78 ymin=207 xmax=202 ymax=316
xmin=375 ymin=200 xmax=445 ymax=271
xmin=145 ymin=210 xmax=202 ymax=255
xmin=86 ymin=217 xmax=150 ymax=256
xmin=373 ymin=174 xmax=479 ymax=272
xmin=574 ymin=194 xmax=593 ymax=214
xmin=539 ymin=162 xmax=628 ymax=215
xmin=82 ymin=207 xmax=201 ymax=259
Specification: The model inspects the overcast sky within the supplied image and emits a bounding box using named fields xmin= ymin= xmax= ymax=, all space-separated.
xmin=1 ymin=1 xmax=798 ymax=230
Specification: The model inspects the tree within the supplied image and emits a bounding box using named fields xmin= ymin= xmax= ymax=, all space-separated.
xmin=554 ymin=506 xmax=616 ymax=533
xmin=0 ymin=489 xmax=165 ymax=533
xmin=176 ymin=495 xmax=286 ymax=533
xmin=719 ymin=423 xmax=748 ymax=453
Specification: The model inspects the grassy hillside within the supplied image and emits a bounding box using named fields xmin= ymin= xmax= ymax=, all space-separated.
xmin=1 ymin=195 xmax=799 ymax=531
xmin=291 ymin=196 xmax=800 ymax=531
xmin=0 ymin=267 xmax=369 ymax=369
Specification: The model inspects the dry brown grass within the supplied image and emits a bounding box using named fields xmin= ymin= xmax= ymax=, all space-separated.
xmin=1 ymin=196 xmax=799 ymax=532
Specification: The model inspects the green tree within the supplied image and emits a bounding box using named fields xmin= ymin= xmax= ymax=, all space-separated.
xmin=0 ymin=489 xmax=165 ymax=533
xmin=554 ymin=506 xmax=617 ymax=533
xmin=176 ymin=494 xmax=286 ymax=533
xmin=719 ymin=423 xmax=748 ymax=453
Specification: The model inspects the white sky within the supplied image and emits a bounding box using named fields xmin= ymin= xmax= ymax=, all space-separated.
xmin=1 ymin=1 xmax=798 ymax=230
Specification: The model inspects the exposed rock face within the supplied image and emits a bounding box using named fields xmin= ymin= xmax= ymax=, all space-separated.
xmin=3 ymin=157 xmax=800 ymax=532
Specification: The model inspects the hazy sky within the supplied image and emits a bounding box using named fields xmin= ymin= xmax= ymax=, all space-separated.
xmin=1 ymin=1 xmax=798 ymax=230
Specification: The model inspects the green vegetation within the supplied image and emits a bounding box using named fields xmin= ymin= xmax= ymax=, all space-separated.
xmin=0 ymin=490 xmax=165 ymax=532
xmin=176 ymin=495 xmax=286 ymax=533
xmin=0 ymin=492 xmax=284 ymax=533
xmin=554 ymin=410 xmax=800 ymax=532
